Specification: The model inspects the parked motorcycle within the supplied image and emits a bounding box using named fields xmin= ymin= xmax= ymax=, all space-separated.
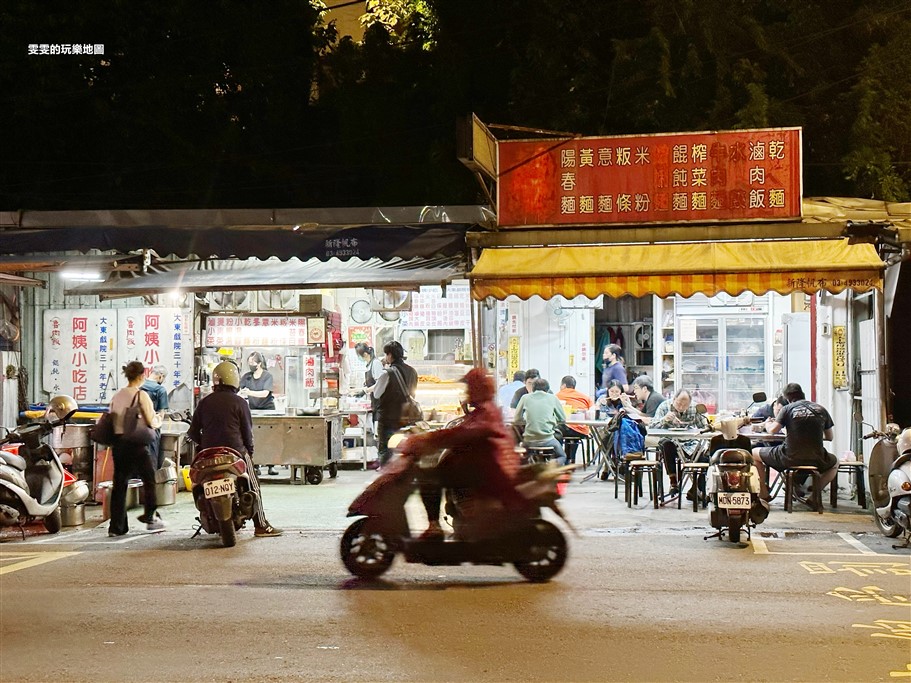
xmin=704 ymin=394 xmax=769 ymax=544
xmin=340 ymin=440 xmax=573 ymax=583
xmin=865 ymin=420 xmax=910 ymax=546
xmin=189 ymin=446 xmax=258 ymax=547
xmin=0 ymin=395 xmax=78 ymax=538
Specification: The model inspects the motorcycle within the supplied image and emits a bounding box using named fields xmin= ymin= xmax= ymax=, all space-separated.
xmin=0 ymin=395 xmax=78 ymax=539
xmin=189 ymin=446 xmax=258 ymax=547
xmin=340 ymin=436 xmax=573 ymax=583
xmin=865 ymin=419 xmax=910 ymax=547
xmin=704 ymin=394 xmax=769 ymax=544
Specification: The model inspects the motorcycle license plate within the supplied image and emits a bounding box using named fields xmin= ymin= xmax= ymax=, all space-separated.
xmin=717 ymin=492 xmax=751 ymax=509
xmin=203 ymin=477 xmax=236 ymax=499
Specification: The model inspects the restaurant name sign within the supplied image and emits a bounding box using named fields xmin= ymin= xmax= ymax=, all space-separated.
xmin=496 ymin=127 xmax=801 ymax=227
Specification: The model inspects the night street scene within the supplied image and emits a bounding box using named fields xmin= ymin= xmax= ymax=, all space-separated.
xmin=0 ymin=2 xmax=910 ymax=682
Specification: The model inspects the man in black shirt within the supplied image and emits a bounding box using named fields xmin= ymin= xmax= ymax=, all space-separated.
xmin=189 ymin=362 xmax=282 ymax=537
xmin=752 ymin=383 xmax=838 ymax=502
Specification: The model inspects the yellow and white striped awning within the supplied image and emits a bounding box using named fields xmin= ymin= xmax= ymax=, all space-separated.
xmin=469 ymin=239 xmax=883 ymax=300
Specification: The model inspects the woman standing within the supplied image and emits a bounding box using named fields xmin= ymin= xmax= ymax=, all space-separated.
xmin=354 ymin=343 xmax=384 ymax=420
xmin=239 ymin=351 xmax=275 ymax=410
xmin=108 ymin=361 xmax=164 ymax=536
xmin=601 ymin=344 xmax=629 ymax=392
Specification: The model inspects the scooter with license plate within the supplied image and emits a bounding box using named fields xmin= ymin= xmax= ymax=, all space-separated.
xmin=189 ymin=446 xmax=258 ymax=548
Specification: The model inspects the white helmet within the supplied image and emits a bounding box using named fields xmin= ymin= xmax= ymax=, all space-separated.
xmin=897 ymin=427 xmax=911 ymax=456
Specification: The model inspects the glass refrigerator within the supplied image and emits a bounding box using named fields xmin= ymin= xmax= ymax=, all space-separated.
xmin=677 ymin=316 xmax=767 ymax=414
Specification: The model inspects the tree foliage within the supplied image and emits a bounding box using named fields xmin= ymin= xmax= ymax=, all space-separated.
xmin=0 ymin=0 xmax=908 ymax=209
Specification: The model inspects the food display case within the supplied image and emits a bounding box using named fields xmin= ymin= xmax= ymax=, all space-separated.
xmin=411 ymin=361 xmax=469 ymax=423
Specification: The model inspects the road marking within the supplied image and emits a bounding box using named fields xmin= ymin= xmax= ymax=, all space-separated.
xmin=0 ymin=551 xmax=80 ymax=575
xmin=838 ymin=532 xmax=879 ymax=555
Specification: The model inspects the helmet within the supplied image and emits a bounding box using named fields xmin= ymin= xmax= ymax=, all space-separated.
xmin=45 ymin=395 xmax=78 ymax=421
xmin=212 ymin=361 xmax=240 ymax=389
xmin=897 ymin=427 xmax=911 ymax=456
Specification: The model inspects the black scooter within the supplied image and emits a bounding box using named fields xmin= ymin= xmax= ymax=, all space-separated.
xmin=340 ymin=448 xmax=573 ymax=583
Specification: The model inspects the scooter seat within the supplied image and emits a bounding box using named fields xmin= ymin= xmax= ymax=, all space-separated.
xmin=0 ymin=450 xmax=26 ymax=471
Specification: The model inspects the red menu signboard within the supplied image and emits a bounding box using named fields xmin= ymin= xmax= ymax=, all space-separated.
xmin=496 ymin=127 xmax=801 ymax=227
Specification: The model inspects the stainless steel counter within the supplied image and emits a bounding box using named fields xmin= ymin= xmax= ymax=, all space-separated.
xmin=251 ymin=414 xmax=341 ymax=469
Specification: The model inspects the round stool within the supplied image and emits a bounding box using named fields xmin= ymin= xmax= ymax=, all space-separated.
xmin=525 ymin=446 xmax=556 ymax=465
xmin=830 ymin=461 xmax=867 ymax=509
xmin=784 ymin=465 xmax=822 ymax=513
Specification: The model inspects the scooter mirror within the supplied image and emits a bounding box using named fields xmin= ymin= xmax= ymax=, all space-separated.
xmin=752 ymin=392 xmax=767 ymax=403
xmin=695 ymin=403 xmax=708 ymax=415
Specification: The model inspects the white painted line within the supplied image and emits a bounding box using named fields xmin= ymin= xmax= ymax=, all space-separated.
xmin=837 ymin=532 xmax=878 ymax=555
xmin=751 ymin=537 xmax=770 ymax=554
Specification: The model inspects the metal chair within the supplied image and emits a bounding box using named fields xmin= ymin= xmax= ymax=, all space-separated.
xmin=678 ymin=462 xmax=710 ymax=512
xmin=627 ymin=457 xmax=659 ymax=509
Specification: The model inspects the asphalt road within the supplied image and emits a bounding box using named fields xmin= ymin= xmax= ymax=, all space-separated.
xmin=1 ymin=470 xmax=909 ymax=683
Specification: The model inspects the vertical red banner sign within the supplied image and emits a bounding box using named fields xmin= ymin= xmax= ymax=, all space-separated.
xmin=496 ymin=127 xmax=801 ymax=227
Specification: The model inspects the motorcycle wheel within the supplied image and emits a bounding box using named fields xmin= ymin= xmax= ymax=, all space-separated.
xmin=328 ymin=462 xmax=338 ymax=479
xmin=514 ymin=520 xmax=568 ymax=583
xmin=43 ymin=508 xmax=62 ymax=534
xmin=306 ymin=467 xmax=324 ymax=486
xmin=219 ymin=518 xmax=237 ymax=547
xmin=729 ymin=523 xmax=742 ymax=543
xmin=874 ymin=509 xmax=903 ymax=538
xmin=340 ymin=518 xmax=395 ymax=579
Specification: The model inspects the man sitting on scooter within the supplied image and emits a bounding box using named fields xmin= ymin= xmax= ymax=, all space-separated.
xmin=400 ymin=368 xmax=526 ymax=541
xmin=751 ymin=382 xmax=839 ymax=505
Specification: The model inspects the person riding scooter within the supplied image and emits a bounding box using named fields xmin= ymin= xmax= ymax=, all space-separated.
xmin=399 ymin=368 xmax=527 ymax=540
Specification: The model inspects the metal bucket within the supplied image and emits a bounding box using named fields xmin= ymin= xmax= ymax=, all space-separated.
xmin=61 ymin=504 xmax=85 ymax=526
xmin=155 ymin=481 xmax=177 ymax=506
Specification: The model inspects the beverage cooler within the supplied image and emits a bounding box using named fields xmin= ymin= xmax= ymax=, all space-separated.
xmin=676 ymin=315 xmax=768 ymax=414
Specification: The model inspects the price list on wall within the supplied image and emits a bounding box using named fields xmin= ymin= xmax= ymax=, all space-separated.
xmin=399 ymin=283 xmax=471 ymax=329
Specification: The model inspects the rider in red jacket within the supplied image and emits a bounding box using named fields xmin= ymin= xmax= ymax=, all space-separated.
xmin=401 ymin=368 xmax=525 ymax=540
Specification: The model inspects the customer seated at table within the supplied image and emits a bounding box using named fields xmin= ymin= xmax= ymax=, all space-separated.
xmin=510 ymin=368 xmax=543 ymax=409
xmin=751 ymin=383 xmax=838 ymax=504
xmin=751 ymin=395 xmax=789 ymax=423
xmin=556 ymin=375 xmax=593 ymax=464
xmin=651 ymin=389 xmax=710 ymax=498
xmin=514 ymin=377 xmax=567 ymax=465
xmin=497 ymin=370 xmax=526 ymax=408
xmin=631 ymin=375 xmax=664 ymax=417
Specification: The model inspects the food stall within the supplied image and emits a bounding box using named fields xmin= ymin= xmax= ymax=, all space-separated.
xmin=202 ymin=309 xmax=344 ymax=484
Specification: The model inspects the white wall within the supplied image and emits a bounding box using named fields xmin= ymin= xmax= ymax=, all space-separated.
xmin=516 ymin=297 xmax=595 ymax=396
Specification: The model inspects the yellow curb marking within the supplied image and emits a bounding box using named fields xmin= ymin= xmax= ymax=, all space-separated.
xmin=0 ymin=551 xmax=80 ymax=575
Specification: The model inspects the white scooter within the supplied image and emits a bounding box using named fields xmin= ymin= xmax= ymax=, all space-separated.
xmin=0 ymin=395 xmax=78 ymax=539
xmin=867 ymin=422 xmax=911 ymax=547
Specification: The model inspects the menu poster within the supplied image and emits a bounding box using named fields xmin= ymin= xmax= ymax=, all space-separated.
xmin=399 ymin=283 xmax=471 ymax=329
xmin=43 ymin=308 xmax=190 ymax=403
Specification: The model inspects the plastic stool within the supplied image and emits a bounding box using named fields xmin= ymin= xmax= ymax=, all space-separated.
xmin=562 ymin=434 xmax=587 ymax=467
xmin=784 ymin=466 xmax=822 ymax=513
xmin=627 ymin=459 xmax=659 ymax=509
xmin=830 ymin=461 xmax=867 ymax=509
xmin=615 ymin=452 xmax=643 ymax=499
xmin=525 ymin=446 xmax=556 ymax=465
xmin=678 ymin=462 xmax=710 ymax=512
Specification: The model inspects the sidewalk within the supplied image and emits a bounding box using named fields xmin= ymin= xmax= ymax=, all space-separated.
xmin=77 ymin=466 xmax=877 ymax=538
